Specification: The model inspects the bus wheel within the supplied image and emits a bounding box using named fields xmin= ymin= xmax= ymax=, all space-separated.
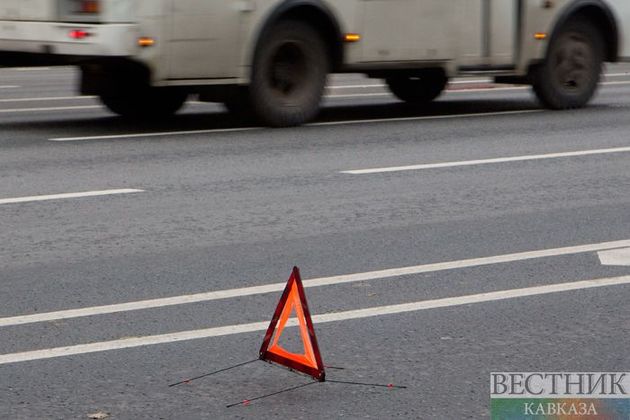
xmin=386 ymin=69 xmax=447 ymax=104
xmin=100 ymin=90 xmax=188 ymax=119
xmin=532 ymin=18 xmax=604 ymax=109
xmin=249 ymin=20 xmax=329 ymax=127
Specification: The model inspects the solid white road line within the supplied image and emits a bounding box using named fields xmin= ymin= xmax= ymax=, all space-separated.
xmin=326 ymin=73 xmax=628 ymax=90
xmin=309 ymin=109 xmax=541 ymax=127
xmin=326 ymin=87 xmax=528 ymax=99
xmin=48 ymin=109 xmax=541 ymax=141
xmin=0 ymin=105 xmax=101 ymax=114
xmin=50 ymin=127 xmax=260 ymax=142
xmin=2 ymin=238 xmax=630 ymax=328
xmin=0 ymin=95 xmax=97 ymax=103
xmin=328 ymin=80 xmax=630 ymax=98
xmin=9 ymin=80 xmax=628 ymax=120
xmin=1 ymin=275 xmax=628 ymax=365
xmin=0 ymin=189 xmax=144 ymax=205
xmin=2 ymin=77 xmax=628 ymax=104
xmin=8 ymin=67 xmax=52 ymax=71
xmin=342 ymin=146 xmax=630 ymax=175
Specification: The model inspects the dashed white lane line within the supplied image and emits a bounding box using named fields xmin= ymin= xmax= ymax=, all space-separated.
xmin=1 ymin=238 xmax=629 ymax=328
xmin=0 ymin=189 xmax=144 ymax=205
xmin=1 ymin=275 xmax=628 ymax=365
xmin=48 ymin=109 xmax=541 ymax=142
xmin=342 ymin=146 xmax=630 ymax=175
xmin=0 ymin=85 xmax=20 ymax=89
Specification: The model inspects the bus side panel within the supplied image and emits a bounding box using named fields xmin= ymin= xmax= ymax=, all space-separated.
xmin=360 ymin=0 xmax=456 ymax=63
xmin=488 ymin=0 xmax=517 ymax=66
xmin=0 ymin=0 xmax=56 ymax=21
xmin=455 ymin=1 xmax=484 ymax=67
xmin=516 ymin=0 xmax=561 ymax=72
xmin=606 ymin=0 xmax=630 ymax=59
xmin=135 ymin=1 xmax=170 ymax=83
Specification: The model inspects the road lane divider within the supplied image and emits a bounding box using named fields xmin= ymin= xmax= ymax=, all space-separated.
xmin=49 ymin=109 xmax=541 ymax=142
xmin=309 ymin=109 xmax=542 ymax=128
xmin=322 ymin=74 xmax=627 ymax=90
xmin=0 ymin=275 xmax=628 ymax=366
xmin=0 ymin=95 xmax=97 ymax=103
xmin=1 ymin=80 xmax=623 ymax=123
xmin=1 ymin=238 xmax=630 ymax=328
xmin=8 ymin=67 xmax=52 ymax=71
xmin=342 ymin=146 xmax=630 ymax=175
xmin=0 ymin=105 xmax=101 ymax=114
xmin=0 ymin=189 xmax=144 ymax=205
xmin=0 ymin=78 xmax=630 ymax=108
xmin=50 ymin=127 xmax=261 ymax=142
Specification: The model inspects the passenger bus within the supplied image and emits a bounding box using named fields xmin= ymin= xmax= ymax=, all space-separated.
xmin=1 ymin=0 xmax=629 ymax=126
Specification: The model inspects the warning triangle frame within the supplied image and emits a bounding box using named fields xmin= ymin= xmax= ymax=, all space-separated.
xmin=259 ymin=267 xmax=325 ymax=382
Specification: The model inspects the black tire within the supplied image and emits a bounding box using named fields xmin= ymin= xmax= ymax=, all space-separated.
xmin=532 ymin=18 xmax=604 ymax=109
xmin=100 ymin=89 xmax=188 ymax=119
xmin=248 ymin=20 xmax=330 ymax=127
xmin=386 ymin=69 xmax=448 ymax=104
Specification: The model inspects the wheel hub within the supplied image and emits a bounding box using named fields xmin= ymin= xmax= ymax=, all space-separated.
xmin=269 ymin=41 xmax=308 ymax=97
xmin=553 ymin=33 xmax=593 ymax=92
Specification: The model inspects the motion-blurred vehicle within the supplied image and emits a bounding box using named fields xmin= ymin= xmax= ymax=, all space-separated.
xmin=1 ymin=0 xmax=628 ymax=126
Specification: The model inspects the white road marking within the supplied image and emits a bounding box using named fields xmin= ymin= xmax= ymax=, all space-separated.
xmin=327 ymin=73 xmax=629 ymax=90
xmin=50 ymin=127 xmax=260 ymax=142
xmin=0 ymin=275 xmax=628 ymax=365
xmin=328 ymin=80 xmax=492 ymax=90
xmin=0 ymin=95 xmax=97 ymax=103
xmin=328 ymin=83 xmax=385 ymax=89
xmin=328 ymin=86 xmax=527 ymax=99
xmin=309 ymin=109 xmax=541 ymax=127
xmin=0 ymin=105 xmax=101 ymax=114
xmin=598 ymin=80 xmax=630 ymax=86
xmin=2 ymin=238 xmax=630 ymax=328
xmin=0 ymin=85 xmax=20 ymax=89
xmin=330 ymin=80 xmax=630 ymax=98
xmin=0 ymin=189 xmax=144 ymax=205
xmin=8 ymin=67 xmax=52 ymax=71
xmin=0 ymin=81 xmax=630 ymax=114
xmin=598 ymin=248 xmax=630 ymax=266
xmin=342 ymin=146 xmax=630 ymax=175
xmin=327 ymin=92 xmax=390 ymax=98
xmin=48 ymin=109 xmax=541 ymax=141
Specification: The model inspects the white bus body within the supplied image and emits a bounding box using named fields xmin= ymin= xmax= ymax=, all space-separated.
xmin=1 ymin=0 xmax=629 ymax=126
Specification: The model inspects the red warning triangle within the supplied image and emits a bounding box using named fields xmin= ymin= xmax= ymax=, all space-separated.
xmin=259 ymin=267 xmax=325 ymax=381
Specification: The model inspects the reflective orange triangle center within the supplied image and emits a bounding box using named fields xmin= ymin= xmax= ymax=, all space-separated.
xmin=259 ymin=267 xmax=325 ymax=381
xmin=267 ymin=285 xmax=317 ymax=368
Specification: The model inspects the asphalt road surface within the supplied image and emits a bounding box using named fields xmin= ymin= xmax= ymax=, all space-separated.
xmin=1 ymin=65 xmax=630 ymax=419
